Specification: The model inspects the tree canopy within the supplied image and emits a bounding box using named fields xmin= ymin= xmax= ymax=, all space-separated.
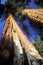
xmin=5 ymin=0 xmax=31 ymax=18
xmin=33 ymin=38 xmax=43 ymax=58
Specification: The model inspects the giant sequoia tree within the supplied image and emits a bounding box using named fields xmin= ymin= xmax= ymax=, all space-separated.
xmin=0 ymin=0 xmax=43 ymax=65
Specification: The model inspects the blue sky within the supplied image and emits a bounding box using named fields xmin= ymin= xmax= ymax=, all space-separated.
xmin=1 ymin=0 xmax=7 ymax=4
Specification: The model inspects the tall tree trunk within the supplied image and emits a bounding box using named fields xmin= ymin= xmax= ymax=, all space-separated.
xmin=1 ymin=13 xmax=24 ymax=65
xmin=22 ymin=9 xmax=43 ymax=23
xmin=0 ymin=13 xmax=42 ymax=65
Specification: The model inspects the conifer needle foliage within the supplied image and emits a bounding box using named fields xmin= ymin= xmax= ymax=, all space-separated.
xmin=5 ymin=0 xmax=24 ymax=18
xmin=33 ymin=38 xmax=43 ymax=58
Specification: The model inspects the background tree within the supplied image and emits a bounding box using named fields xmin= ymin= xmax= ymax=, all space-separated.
xmin=33 ymin=38 xmax=43 ymax=58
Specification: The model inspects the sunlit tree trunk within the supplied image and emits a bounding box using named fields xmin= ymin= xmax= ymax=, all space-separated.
xmin=22 ymin=9 xmax=43 ymax=23
xmin=1 ymin=13 xmax=42 ymax=65
xmin=1 ymin=13 xmax=24 ymax=65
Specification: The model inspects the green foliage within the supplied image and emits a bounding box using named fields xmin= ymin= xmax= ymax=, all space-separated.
xmin=5 ymin=0 xmax=31 ymax=18
xmin=33 ymin=38 xmax=43 ymax=58
xmin=5 ymin=0 xmax=25 ymax=18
